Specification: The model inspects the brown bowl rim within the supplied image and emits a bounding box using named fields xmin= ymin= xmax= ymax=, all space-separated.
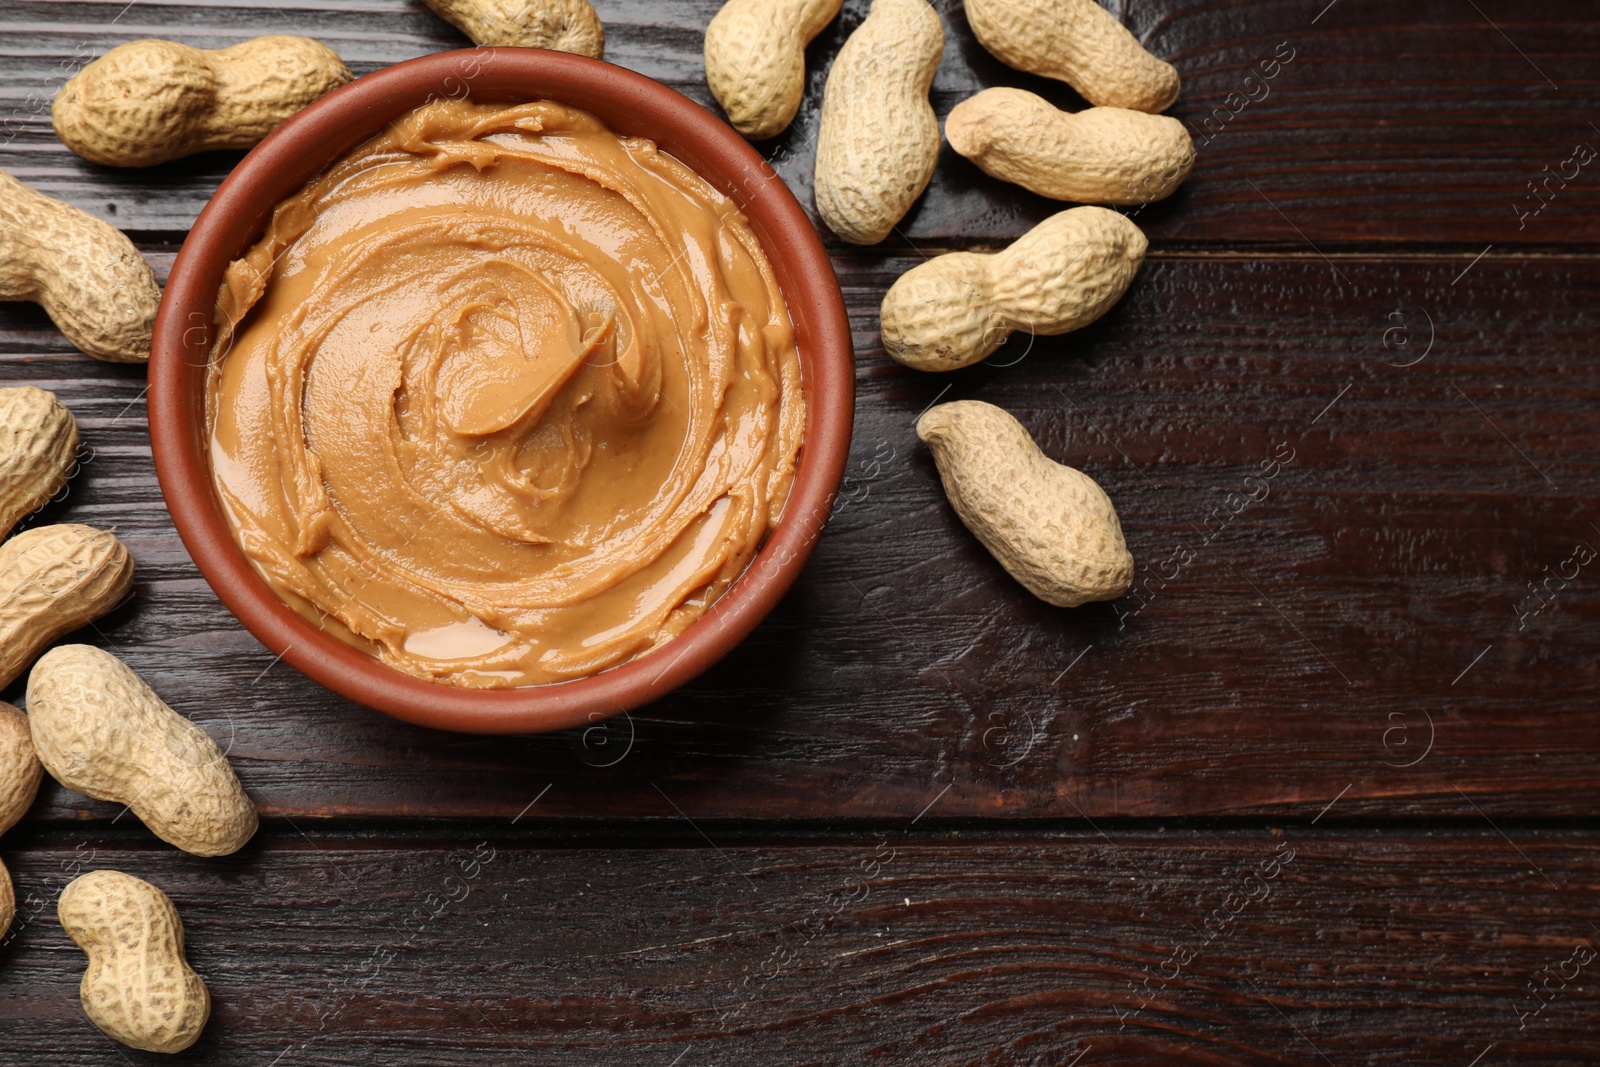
xmin=148 ymin=48 xmax=854 ymax=735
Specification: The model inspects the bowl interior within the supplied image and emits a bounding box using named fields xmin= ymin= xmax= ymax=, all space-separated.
xmin=149 ymin=49 xmax=854 ymax=735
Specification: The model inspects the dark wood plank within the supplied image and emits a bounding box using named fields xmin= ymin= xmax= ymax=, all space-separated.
xmin=3 ymin=828 xmax=1599 ymax=1064
xmin=2 ymin=1 xmax=1598 ymax=247
xmin=0 ymin=249 xmax=1595 ymax=822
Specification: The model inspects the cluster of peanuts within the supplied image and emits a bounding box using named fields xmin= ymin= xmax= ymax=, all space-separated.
xmin=0 ymin=384 xmax=255 ymax=1052
xmin=707 ymin=0 xmax=1195 ymax=607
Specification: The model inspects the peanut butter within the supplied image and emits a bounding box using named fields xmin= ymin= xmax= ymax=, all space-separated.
xmin=207 ymin=99 xmax=804 ymax=687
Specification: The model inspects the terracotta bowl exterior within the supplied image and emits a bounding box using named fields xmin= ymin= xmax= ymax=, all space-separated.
xmin=149 ymin=49 xmax=854 ymax=734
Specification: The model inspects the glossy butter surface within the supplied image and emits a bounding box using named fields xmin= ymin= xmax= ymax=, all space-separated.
xmin=208 ymin=99 xmax=804 ymax=686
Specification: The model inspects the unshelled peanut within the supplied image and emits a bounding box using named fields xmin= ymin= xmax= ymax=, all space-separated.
xmin=0 ymin=387 xmax=79 ymax=540
xmin=0 ymin=702 xmax=41 ymax=839
xmin=0 ymin=168 xmax=161 ymax=363
xmin=813 ymin=0 xmax=943 ymax=245
xmin=0 ymin=524 xmax=133 ymax=690
xmin=53 ymin=36 xmax=351 ymax=167
xmin=964 ymin=0 xmax=1179 ymax=113
xmin=880 ymin=206 xmax=1147 ymax=372
xmin=0 ymin=702 xmax=43 ymax=939
xmin=946 ymin=88 xmax=1194 ymax=205
xmin=425 ymin=0 xmax=604 ymax=57
xmin=59 ymin=870 xmax=210 ymax=1053
xmin=918 ymin=400 xmax=1133 ymax=607
xmin=705 ymin=0 xmax=842 ymax=139
xmin=28 ymin=645 xmax=257 ymax=857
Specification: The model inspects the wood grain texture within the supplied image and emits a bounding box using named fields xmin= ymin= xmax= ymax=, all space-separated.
xmin=0 ymin=251 xmax=1593 ymax=822
xmin=1 ymin=1 xmax=1599 ymax=1063
xmin=4 ymin=830 xmax=1599 ymax=1064
xmin=1 ymin=1 xmax=1598 ymax=246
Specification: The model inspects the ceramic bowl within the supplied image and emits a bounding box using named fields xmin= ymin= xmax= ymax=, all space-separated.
xmin=149 ymin=49 xmax=853 ymax=734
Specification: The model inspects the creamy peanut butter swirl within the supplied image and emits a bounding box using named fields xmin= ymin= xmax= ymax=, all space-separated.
xmin=207 ymin=100 xmax=804 ymax=687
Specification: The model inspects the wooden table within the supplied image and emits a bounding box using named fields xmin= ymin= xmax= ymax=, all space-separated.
xmin=2 ymin=1 xmax=1598 ymax=1062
